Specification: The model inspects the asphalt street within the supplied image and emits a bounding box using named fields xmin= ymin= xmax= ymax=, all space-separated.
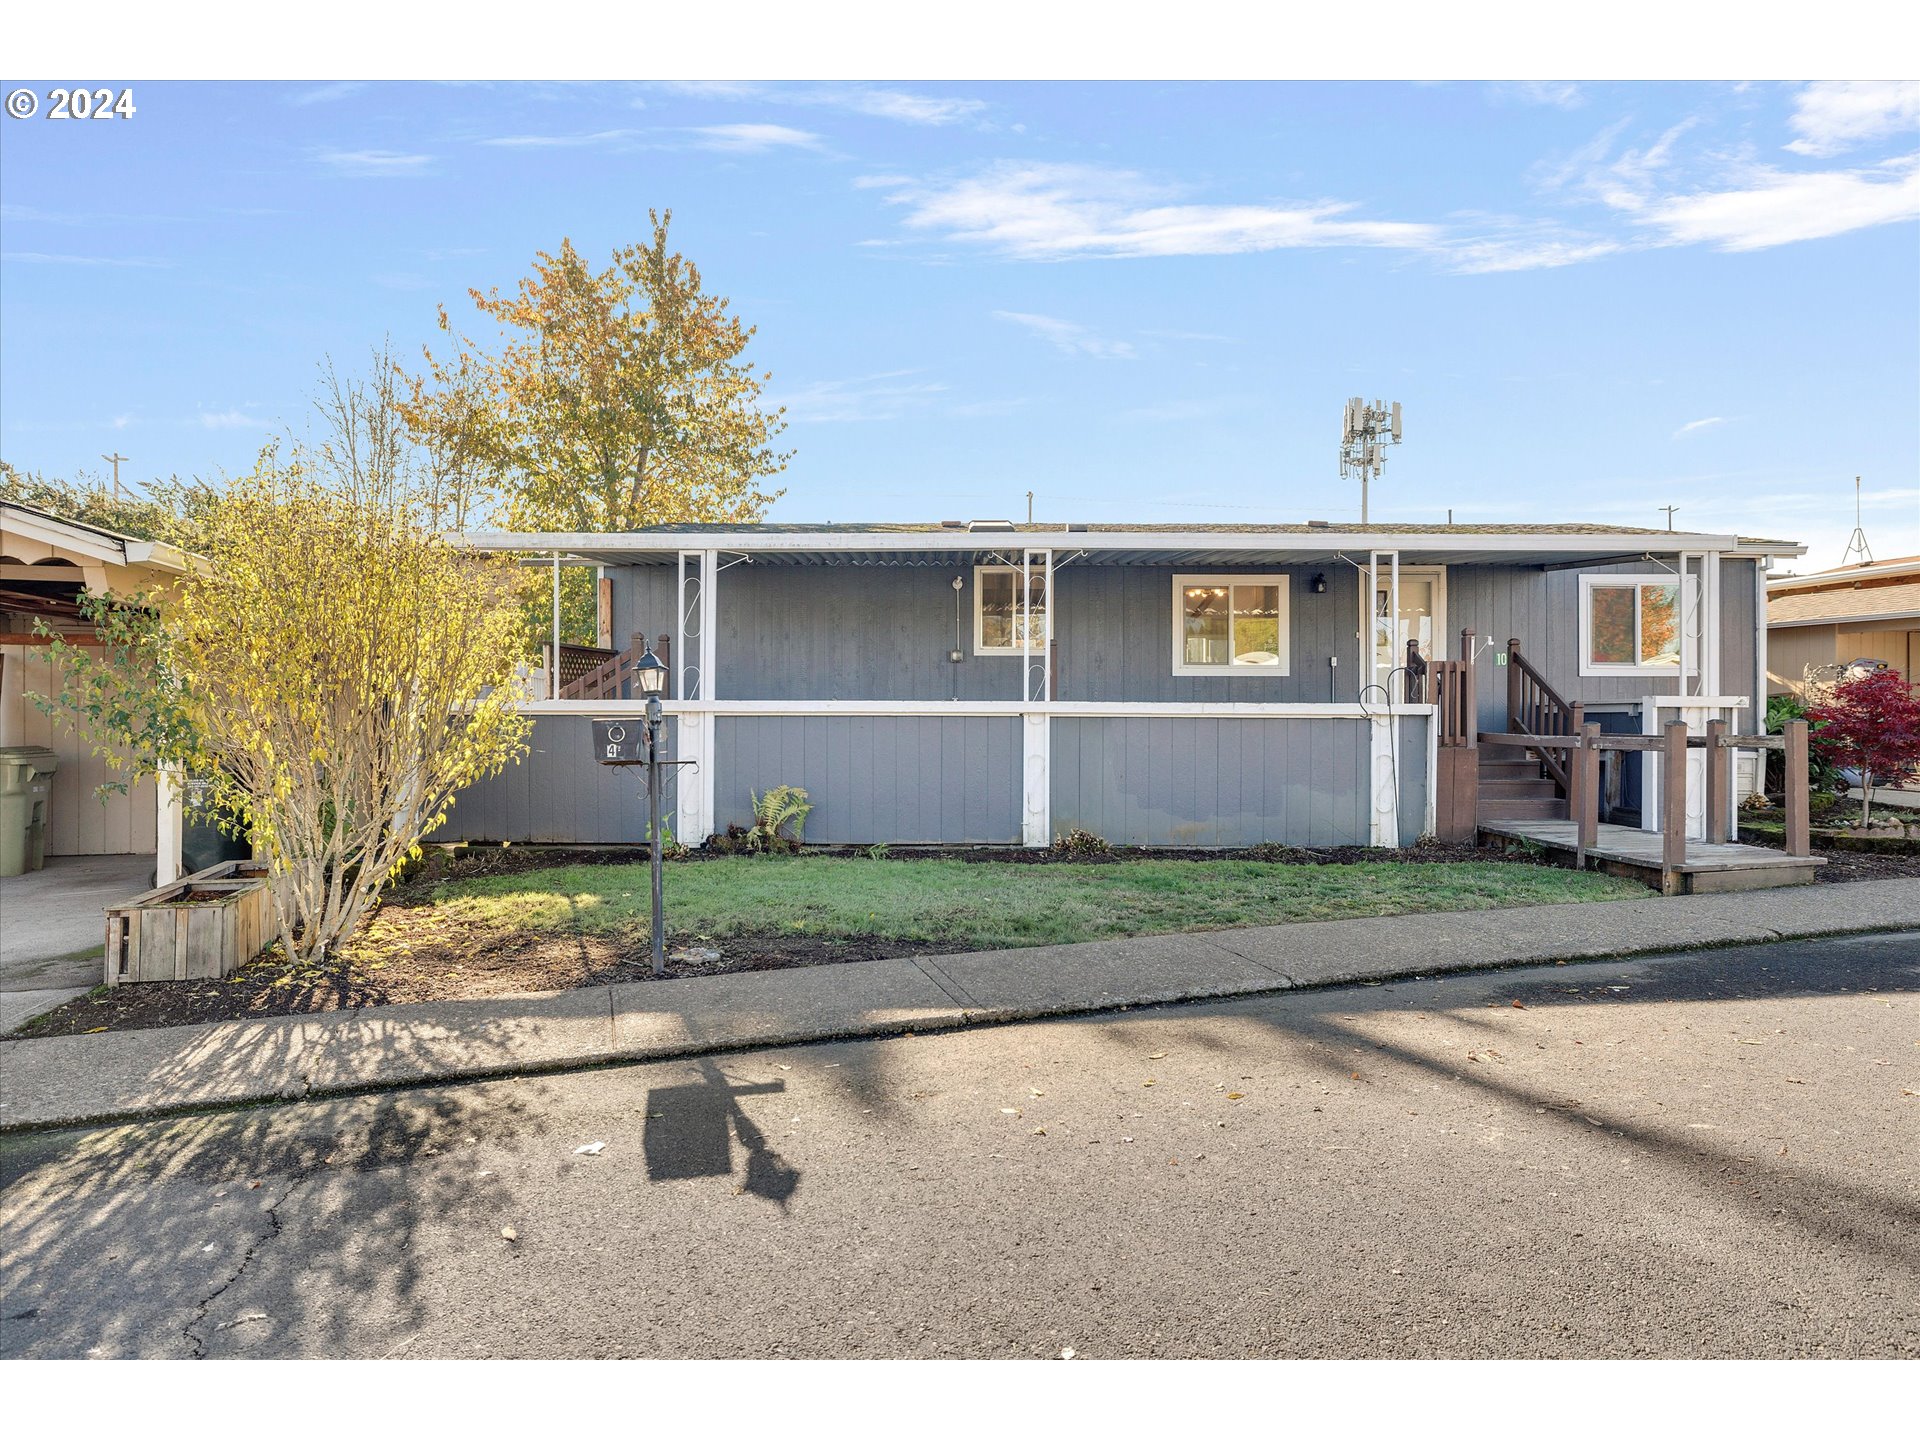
xmin=3 ymin=930 xmax=1916 ymax=1359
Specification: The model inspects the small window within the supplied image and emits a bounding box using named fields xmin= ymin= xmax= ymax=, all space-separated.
xmin=1579 ymin=574 xmax=1690 ymax=676
xmin=1172 ymin=574 xmax=1289 ymax=675
xmin=973 ymin=565 xmax=1047 ymax=654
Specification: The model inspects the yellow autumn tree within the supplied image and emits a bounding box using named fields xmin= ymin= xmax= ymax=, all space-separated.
xmin=400 ymin=211 xmax=791 ymax=534
xmin=44 ymin=365 xmax=532 ymax=966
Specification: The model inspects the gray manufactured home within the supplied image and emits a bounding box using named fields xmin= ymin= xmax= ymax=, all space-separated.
xmin=442 ymin=521 xmax=1801 ymax=852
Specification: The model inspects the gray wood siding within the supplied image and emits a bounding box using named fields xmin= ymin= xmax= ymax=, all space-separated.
xmin=714 ymin=715 xmax=1021 ymax=844
xmin=1720 ymin=557 xmax=1759 ymax=729
xmin=608 ymin=562 xmax=1360 ymax=703
xmin=1396 ymin=715 xmax=1428 ymax=846
xmin=432 ymin=717 xmax=678 ymax=845
xmin=606 ymin=556 xmax=1759 ymax=720
xmin=1449 ymin=559 xmax=1685 ymax=732
xmin=1050 ymin=717 xmax=1370 ymax=847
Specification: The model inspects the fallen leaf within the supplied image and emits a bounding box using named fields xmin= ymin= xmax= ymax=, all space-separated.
xmin=500 ymin=1227 xmax=518 ymax=1243
xmin=85 ymin=1026 xmax=109 ymax=1034
xmin=1142 ymin=1079 xmax=1156 ymax=1088
xmin=573 ymin=1141 xmax=607 ymax=1156
xmin=1031 ymin=1127 xmax=1046 ymax=1136
xmin=247 ymin=1180 xmax=262 ymax=1190
xmin=1148 ymin=1052 xmax=1168 ymax=1060
xmin=1226 ymin=1093 xmax=1244 ymax=1101
xmin=1060 ymin=1347 xmax=1077 ymax=1360
xmin=1000 ymin=1107 xmax=1021 ymax=1116
xmin=775 ymin=1064 xmax=791 ymax=1071
xmin=1785 ymin=1077 xmax=1807 ymax=1085
xmin=1350 ymin=1072 xmax=1361 ymax=1080
xmin=1738 ymin=1039 xmax=1764 ymax=1045
xmin=1029 ymin=1088 xmax=1044 ymax=1097
xmin=1511 ymin=1000 xmax=1527 ymax=1010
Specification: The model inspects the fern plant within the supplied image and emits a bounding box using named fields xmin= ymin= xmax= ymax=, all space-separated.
xmin=747 ymin=785 xmax=814 ymax=854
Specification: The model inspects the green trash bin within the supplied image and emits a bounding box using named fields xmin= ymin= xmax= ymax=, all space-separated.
xmin=0 ymin=745 xmax=59 ymax=878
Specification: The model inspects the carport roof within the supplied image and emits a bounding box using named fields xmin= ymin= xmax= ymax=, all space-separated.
xmin=458 ymin=520 xmax=1804 ymax=568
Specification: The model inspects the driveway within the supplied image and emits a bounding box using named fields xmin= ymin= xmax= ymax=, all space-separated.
xmin=0 ymin=854 xmax=153 ymax=1032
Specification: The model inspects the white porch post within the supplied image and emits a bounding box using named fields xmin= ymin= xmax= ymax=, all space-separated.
xmin=671 ymin=550 xmax=717 ymax=843
xmin=1022 ymin=711 xmax=1050 ymax=848
xmin=1368 ymin=712 xmax=1401 ymax=847
xmin=550 ymin=550 xmax=561 ymax=699
xmin=155 ymin=764 xmax=183 ymax=884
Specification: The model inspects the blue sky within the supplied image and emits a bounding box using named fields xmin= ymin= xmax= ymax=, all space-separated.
xmin=2 ymin=78 xmax=1916 ymax=567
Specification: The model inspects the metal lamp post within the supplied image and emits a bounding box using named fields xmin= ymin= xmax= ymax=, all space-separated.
xmin=633 ymin=646 xmax=669 ymax=977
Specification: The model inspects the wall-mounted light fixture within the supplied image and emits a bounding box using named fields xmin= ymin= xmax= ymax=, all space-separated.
xmin=1310 ymin=572 xmax=1328 ymax=594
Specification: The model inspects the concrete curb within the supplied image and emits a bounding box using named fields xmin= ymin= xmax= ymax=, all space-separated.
xmin=4 ymin=878 xmax=1917 ymax=1135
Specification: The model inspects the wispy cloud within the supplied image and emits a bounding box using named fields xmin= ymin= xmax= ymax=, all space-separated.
xmin=287 ymin=81 xmax=366 ymax=107
xmin=653 ymin=81 xmax=985 ymax=127
xmin=1 ymin=251 xmax=169 ymax=267
xmin=775 ymin=370 xmax=949 ymax=424
xmin=313 ymin=148 xmax=434 ymax=178
xmin=111 ymin=413 xmax=133 ymax=430
xmin=878 ymin=162 xmax=1438 ymax=260
xmin=994 ymin=310 xmax=1136 ymax=359
xmin=1786 ymin=80 xmax=1920 ymax=157
xmin=689 ymin=123 xmax=822 ymax=153
xmin=197 ymin=409 xmax=270 ymax=430
xmin=1673 ymin=416 xmax=1727 ymax=438
xmin=481 ymin=128 xmax=644 ymax=149
xmin=1636 ymin=155 xmax=1920 ymax=251
xmin=1442 ymin=219 xmax=1621 ymax=274
xmin=1492 ymin=81 xmax=1586 ymax=109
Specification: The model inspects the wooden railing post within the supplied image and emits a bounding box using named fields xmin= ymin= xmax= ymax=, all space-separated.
xmin=1568 ymin=700 xmax=1584 ymax=739
xmin=1507 ymin=637 xmax=1523 ymax=733
xmin=1577 ymin=721 xmax=1601 ymax=864
xmin=1705 ymin=718 xmax=1730 ymax=844
xmin=1662 ymin=720 xmax=1689 ymax=891
xmin=1784 ymin=719 xmax=1810 ymax=858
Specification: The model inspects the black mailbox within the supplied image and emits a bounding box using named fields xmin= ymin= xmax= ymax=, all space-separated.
xmin=592 ymin=719 xmax=647 ymax=765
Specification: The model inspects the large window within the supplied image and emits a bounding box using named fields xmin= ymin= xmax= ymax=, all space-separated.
xmin=973 ymin=565 xmax=1048 ymax=654
xmin=1172 ymin=574 xmax=1289 ymax=675
xmin=1579 ymin=574 xmax=1690 ymax=676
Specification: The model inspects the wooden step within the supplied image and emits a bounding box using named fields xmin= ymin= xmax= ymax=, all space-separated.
xmin=1477 ymin=797 xmax=1568 ymax=820
xmin=1478 ymin=757 xmax=1546 ymax=778
xmin=1480 ymin=777 xmax=1559 ymax=800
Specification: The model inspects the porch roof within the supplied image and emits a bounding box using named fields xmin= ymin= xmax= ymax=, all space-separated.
xmin=459 ymin=520 xmax=1804 ymax=569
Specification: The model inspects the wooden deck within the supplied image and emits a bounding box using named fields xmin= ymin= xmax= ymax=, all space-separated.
xmin=1480 ymin=819 xmax=1825 ymax=894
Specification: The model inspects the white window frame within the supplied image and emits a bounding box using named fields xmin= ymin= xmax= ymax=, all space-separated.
xmin=1578 ymin=573 xmax=1697 ymax=678
xmin=1171 ymin=573 xmax=1291 ymax=676
xmin=972 ymin=563 xmax=1047 ymax=657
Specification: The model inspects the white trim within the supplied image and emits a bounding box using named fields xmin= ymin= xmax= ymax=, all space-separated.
xmin=155 ymin=765 xmax=183 ymax=885
xmin=1170 ymin=572 xmax=1292 ymax=676
xmin=457 ymin=526 xmax=1779 ymax=557
xmin=531 ymin=698 xmax=1437 ymax=719
xmin=1022 ymin=712 xmax=1050 ymax=847
xmin=1578 ymin=573 xmax=1697 ymax=678
xmin=973 ymin=562 xmax=1048 ymax=657
xmin=1368 ymin=714 xmax=1400 ymax=847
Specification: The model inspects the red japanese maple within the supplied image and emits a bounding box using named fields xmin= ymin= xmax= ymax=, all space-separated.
xmin=1808 ymin=668 xmax=1920 ymax=823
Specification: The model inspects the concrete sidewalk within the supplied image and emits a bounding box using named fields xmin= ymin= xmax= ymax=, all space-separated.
xmin=3 ymin=877 xmax=1917 ymax=1133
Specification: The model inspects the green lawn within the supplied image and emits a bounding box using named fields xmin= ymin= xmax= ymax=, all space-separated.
xmin=400 ymin=855 xmax=1645 ymax=953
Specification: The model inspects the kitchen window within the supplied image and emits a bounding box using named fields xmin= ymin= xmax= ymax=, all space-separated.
xmin=974 ymin=565 xmax=1048 ymax=654
xmin=1579 ymin=574 xmax=1691 ymax=676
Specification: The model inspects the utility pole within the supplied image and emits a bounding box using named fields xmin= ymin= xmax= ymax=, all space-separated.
xmin=101 ymin=452 xmax=130 ymax=500
xmin=1659 ymin=504 xmax=1679 ymax=532
xmin=1026 ymin=490 xmax=1034 ymax=524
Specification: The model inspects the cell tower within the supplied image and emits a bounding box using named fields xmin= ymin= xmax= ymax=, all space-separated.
xmin=1840 ymin=475 xmax=1873 ymax=567
xmin=1340 ymin=397 xmax=1402 ymax=525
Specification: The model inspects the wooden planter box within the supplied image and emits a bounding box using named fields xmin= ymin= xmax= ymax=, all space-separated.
xmin=104 ymin=866 xmax=274 ymax=985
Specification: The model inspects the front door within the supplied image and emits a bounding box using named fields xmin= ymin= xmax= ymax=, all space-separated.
xmin=1370 ymin=566 xmax=1447 ymax=700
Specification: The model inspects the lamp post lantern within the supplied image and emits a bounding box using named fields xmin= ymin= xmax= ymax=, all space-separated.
xmin=634 ymin=647 xmax=669 ymax=978
xmin=591 ymin=650 xmax=680 ymax=979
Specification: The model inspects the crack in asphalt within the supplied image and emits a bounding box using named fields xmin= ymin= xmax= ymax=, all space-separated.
xmin=181 ymin=1172 xmax=312 ymax=1359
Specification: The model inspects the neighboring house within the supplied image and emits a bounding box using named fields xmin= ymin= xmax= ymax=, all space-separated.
xmin=1766 ymin=554 xmax=1920 ymax=697
xmin=444 ymin=520 xmax=1802 ymax=850
xmin=0 ymin=502 xmax=189 ymax=877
